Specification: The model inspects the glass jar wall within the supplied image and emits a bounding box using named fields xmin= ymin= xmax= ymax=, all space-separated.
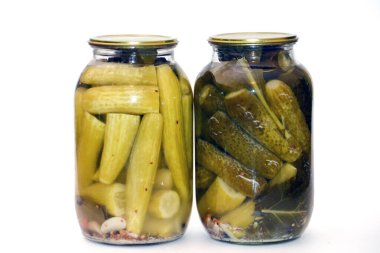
xmin=195 ymin=33 xmax=313 ymax=244
xmin=75 ymin=35 xmax=193 ymax=244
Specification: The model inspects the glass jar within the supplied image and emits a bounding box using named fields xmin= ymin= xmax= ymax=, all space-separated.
xmin=75 ymin=35 xmax=193 ymax=244
xmin=195 ymin=33 xmax=313 ymax=244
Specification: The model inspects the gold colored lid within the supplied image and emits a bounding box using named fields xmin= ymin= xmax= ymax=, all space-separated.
xmin=89 ymin=34 xmax=178 ymax=48
xmin=208 ymin=32 xmax=298 ymax=45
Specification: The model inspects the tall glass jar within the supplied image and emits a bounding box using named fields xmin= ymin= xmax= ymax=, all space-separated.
xmin=195 ymin=33 xmax=313 ymax=244
xmin=75 ymin=35 xmax=193 ymax=244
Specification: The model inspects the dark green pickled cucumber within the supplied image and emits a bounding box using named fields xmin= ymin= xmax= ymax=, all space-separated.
xmin=208 ymin=111 xmax=282 ymax=179
xmin=225 ymin=89 xmax=302 ymax=162
xmin=278 ymin=66 xmax=312 ymax=129
xmin=210 ymin=61 xmax=249 ymax=93
xmin=195 ymin=108 xmax=214 ymax=142
xmin=198 ymin=84 xmax=225 ymax=116
xmin=195 ymin=70 xmax=216 ymax=139
xmin=195 ymin=106 xmax=203 ymax=138
xmin=196 ymin=166 xmax=216 ymax=189
xmin=196 ymin=139 xmax=267 ymax=198
xmin=265 ymin=80 xmax=310 ymax=152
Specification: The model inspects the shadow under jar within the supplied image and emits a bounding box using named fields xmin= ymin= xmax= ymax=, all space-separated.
xmin=195 ymin=32 xmax=313 ymax=244
xmin=75 ymin=35 xmax=193 ymax=244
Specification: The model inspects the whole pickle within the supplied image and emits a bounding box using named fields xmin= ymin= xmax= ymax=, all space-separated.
xmin=194 ymin=70 xmax=216 ymax=139
xmin=196 ymin=139 xmax=267 ymax=198
xmin=225 ymin=89 xmax=302 ymax=162
xmin=265 ymin=80 xmax=310 ymax=152
xmin=198 ymin=84 xmax=225 ymax=116
xmin=157 ymin=65 xmax=190 ymax=202
xmin=208 ymin=111 xmax=282 ymax=179
xmin=80 ymin=62 xmax=157 ymax=86
xmin=278 ymin=66 xmax=313 ymax=129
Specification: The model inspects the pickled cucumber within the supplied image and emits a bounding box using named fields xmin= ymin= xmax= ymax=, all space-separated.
xmin=225 ymin=89 xmax=302 ymax=162
xmin=99 ymin=114 xmax=140 ymax=184
xmin=148 ymin=190 xmax=180 ymax=219
xmin=81 ymin=183 xmax=125 ymax=217
xmin=266 ymin=80 xmax=310 ymax=152
xmin=220 ymin=201 xmax=255 ymax=229
xmin=182 ymin=94 xmax=193 ymax=172
xmin=179 ymin=76 xmax=192 ymax=96
xmin=198 ymin=84 xmax=225 ymax=116
xmin=82 ymin=85 xmax=159 ymax=115
xmin=80 ymin=63 xmax=157 ymax=86
xmin=157 ymin=64 xmax=190 ymax=202
xmin=208 ymin=111 xmax=282 ymax=179
xmin=269 ymin=163 xmax=297 ymax=188
xmin=278 ymin=66 xmax=313 ymax=129
xmin=198 ymin=177 xmax=246 ymax=217
xmin=196 ymin=139 xmax=267 ymax=197
xmin=75 ymin=87 xmax=86 ymax=144
xmin=76 ymin=112 xmax=105 ymax=193
xmin=125 ymin=113 xmax=163 ymax=235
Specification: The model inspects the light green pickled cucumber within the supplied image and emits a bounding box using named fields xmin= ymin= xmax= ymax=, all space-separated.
xmin=81 ymin=183 xmax=125 ymax=217
xmin=182 ymin=94 xmax=193 ymax=172
xmin=198 ymin=177 xmax=245 ymax=217
xmin=208 ymin=111 xmax=282 ymax=179
xmin=75 ymin=88 xmax=86 ymax=144
xmin=157 ymin=64 xmax=190 ymax=202
xmin=148 ymin=190 xmax=180 ymax=219
xmin=99 ymin=113 xmax=140 ymax=184
xmin=225 ymin=89 xmax=302 ymax=162
xmin=196 ymin=166 xmax=216 ymax=189
xmin=76 ymin=112 xmax=105 ymax=193
xmin=179 ymin=76 xmax=192 ymax=96
xmin=266 ymin=80 xmax=311 ymax=152
xmin=198 ymin=84 xmax=225 ymax=116
xmin=220 ymin=201 xmax=255 ymax=229
xmin=269 ymin=163 xmax=297 ymax=187
xmin=80 ymin=63 xmax=157 ymax=86
xmin=82 ymin=85 xmax=159 ymax=115
xmin=125 ymin=113 xmax=163 ymax=235
xmin=196 ymin=139 xmax=267 ymax=198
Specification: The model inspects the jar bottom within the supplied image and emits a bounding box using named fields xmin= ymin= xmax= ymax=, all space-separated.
xmin=83 ymin=231 xmax=184 ymax=245
xmin=209 ymin=234 xmax=301 ymax=245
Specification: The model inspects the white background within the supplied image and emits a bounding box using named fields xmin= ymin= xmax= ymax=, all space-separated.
xmin=0 ymin=0 xmax=379 ymax=252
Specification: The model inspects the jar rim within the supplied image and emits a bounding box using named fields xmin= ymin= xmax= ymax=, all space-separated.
xmin=89 ymin=34 xmax=178 ymax=48
xmin=208 ymin=32 xmax=298 ymax=45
